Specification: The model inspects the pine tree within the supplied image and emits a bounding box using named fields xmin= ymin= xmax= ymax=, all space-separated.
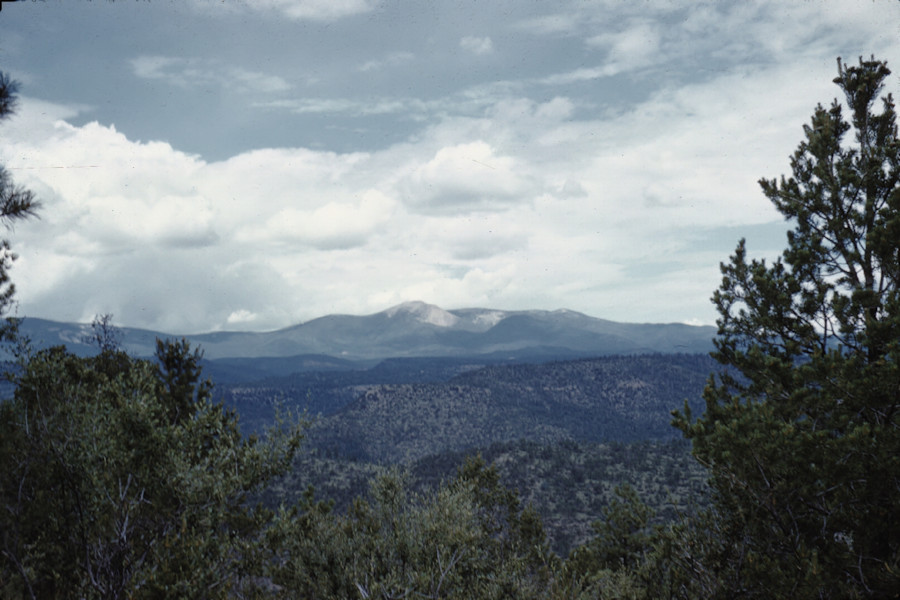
xmin=675 ymin=56 xmax=900 ymax=598
xmin=0 ymin=342 xmax=304 ymax=598
xmin=0 ymin=72 xmax=40 ymax=328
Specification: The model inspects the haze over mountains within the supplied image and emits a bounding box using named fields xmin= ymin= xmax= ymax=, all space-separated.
xmin=15 ymin=301 xmax=716 ymax=362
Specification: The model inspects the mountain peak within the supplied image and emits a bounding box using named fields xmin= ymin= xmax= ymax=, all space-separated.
xmin=382 ymin=301 xmax=460 ymax=328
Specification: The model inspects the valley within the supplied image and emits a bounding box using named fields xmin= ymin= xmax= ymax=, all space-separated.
xmin=218 ymin=352 xmax=717 ymax=556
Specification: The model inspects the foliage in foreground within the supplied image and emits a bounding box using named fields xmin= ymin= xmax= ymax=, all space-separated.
xmin=265 ymin=457 xmax=557 ymax=599
xmin=674 ymin=55 xmax=900 ymax=598
xmin=263 ymin=461 xmax=714 ymax=600
xmin=0 ymin=71 xmax=40 ymax=337
xmin=0 ymin=340 xmax=304 ymax=599
xmin=271 ymin=437 xmax=708 ymax=557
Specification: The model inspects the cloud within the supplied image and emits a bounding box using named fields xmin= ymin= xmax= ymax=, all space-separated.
xmin=2 ymin=119 xmax=216 ymax=254
xmin=460 ymin=36 xmax=494 ymax=56
xmin=131 ymin=56 xmax=291 ymax=94
xmin=5 ymin=99 xmax=567 ymax=330
xmin=4 ymin=0 xmax=899 ymax=333
xmin=226 ymin=309 xmax=259 ymax=326
xmin=238 ymin=190 xmax=397 ymax=250
xmin=0 ymin=97 xmax=91 ymax=142
xmin=230 ymin=68 xmax=293 ymax=94
xmin=535 ymin=12 xmax=682 ymax=85
xmin=253 ymin=97 xmax=425 ymax=116
xmin=424 ymin=216 xmax=529 ymax=261
xmin=400 ymin=141 xmax=533 ymax=213
xmin=586 ymin=20 xmax=661 ymax=75
xmin=538 ymin=66 xmax=616 ymax=86
xmin=84 ymin=194 xmax=220 ymax=250
xmin=358 ymin=52 xmax=415 ymax=72
xmin=189 ymin=0 xmax=376 ymax=22
xmin=250 ymin=0 xmax=376 ymax=21
xmin=514 ymin=13 xmax=580 ymax=36
xmin=2 ymin=46 xmax=867 ymax=332
xmin=131 ymin=56 xmax=180 ymax=80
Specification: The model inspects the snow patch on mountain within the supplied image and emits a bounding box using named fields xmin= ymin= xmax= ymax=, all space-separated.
xmin=383 ymin=301 xmax=460 ymax=328
xmin=470 ymin=310 xmax=506 ymax=328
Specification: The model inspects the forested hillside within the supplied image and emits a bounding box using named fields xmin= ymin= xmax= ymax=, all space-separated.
xmin=224 ymin=351 xmax=715 ymax=558
xmin=303 ymin=354 xmax=714 ymax=462
xmin=268 ymin=438 xmax=708 ymax=556
xmin=215 ymin=351 xmax=717 ymax=558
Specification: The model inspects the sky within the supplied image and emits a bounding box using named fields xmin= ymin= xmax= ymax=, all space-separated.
xmin=0 ymin=0 xmax=899 ymax=334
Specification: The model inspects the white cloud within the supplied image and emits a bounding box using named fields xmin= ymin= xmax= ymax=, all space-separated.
xmin=400 ymin=141 xmax=533 ymax=213
xmin=226 ymin=309 xmax=259 ymax=326
xmin=514 ymin=13 xmax=580 ymax=36
xmin=4 ymin=0 xmax=899 ymax=332
xmin=190 ymin=0 xmax=376 ymax=22
xmin=238 ymin=190 xmax=397 ymax=250
xmin=460 ymin=36 xmax=494 ymax=56
xmin=539 ymin=66 xmax=615 ymax=86
xmin=252 ymin=0 xmax=376 ymax=21
xmin=358 ymin=52 xmax=415 ymax=72
xmin=0 ymin=97 xmax=91 ymax=142
xmin=85 ymin=194 xmax=219 ymax=249
xmin=230 ymin=68 xmax=293 ymax=94
xmin=3 ymin=46 xmax=877 ymax=332
xmin=253 ymin=97 xmax=425 ymax=116
xmin=130 ymin=56 xmax=291 ymax=94
xmin=131 ymin=56 xmax=179 ymax=80
xmin=586 ymin=20 xmax=661 ymax=75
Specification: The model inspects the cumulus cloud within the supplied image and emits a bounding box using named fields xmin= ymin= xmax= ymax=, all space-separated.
xmin=436 ymin=221 xmax=529 ymax=261
xmin=3 ymin=116 xmax=383 ymax=330
xmin=238 ymin=190 xmax=396 ymax=250
xmin=85 ymin=194 xmax=219 ymax=249
xmin=0 ymin=48 xmax=868 ymax=332
xmin=3 ymin=0 xmax=898 ymax=332
xmin=400 ymin=142 xmax=532 ymax=213
xmin=5 ymin=101 xmax=564 ymax=330
xmin=3 ymin=61 xmax=864 ymax=331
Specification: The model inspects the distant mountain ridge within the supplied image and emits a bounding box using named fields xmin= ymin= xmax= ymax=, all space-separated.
xmin=14 ymin=301 xmax=716 ymax=361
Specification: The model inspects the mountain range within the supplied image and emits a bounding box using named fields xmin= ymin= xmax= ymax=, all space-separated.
xmin=13 ymin=301 xmax=716 ymax=362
